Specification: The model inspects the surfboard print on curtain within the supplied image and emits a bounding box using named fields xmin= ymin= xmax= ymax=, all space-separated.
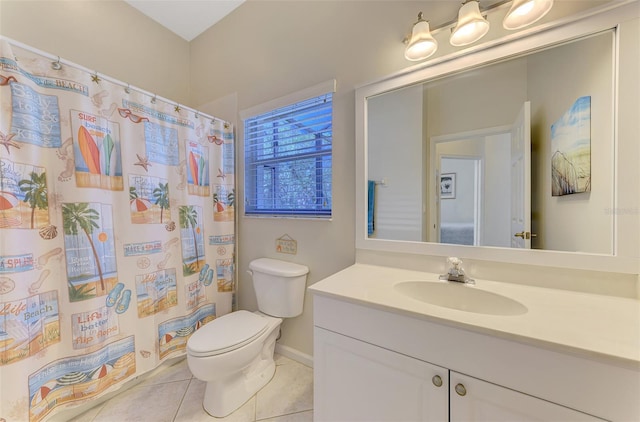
xmin=71 ymin=110 xmax=123 ymax=191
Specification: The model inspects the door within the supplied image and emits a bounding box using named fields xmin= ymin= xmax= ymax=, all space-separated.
xmin=450 ymin=372 xmax=605 ymax=421
xmin=510 ymin=101 xmax=532 ymax=248
xmin=314 ymin=327 xmax=448 ymax=422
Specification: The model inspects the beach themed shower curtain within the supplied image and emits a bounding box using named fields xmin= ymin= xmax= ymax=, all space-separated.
xmin=0 ymin=38 xmax=236 ymax=422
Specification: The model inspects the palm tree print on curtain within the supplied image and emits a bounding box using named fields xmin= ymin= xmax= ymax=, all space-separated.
xmin=179 ymin=205 xmax=204 ymax=276
xmin=128 ymin=175 xmax=170 ymax=224
xmin=19 ymin=170 xmax=48 ymax=229
xmin=152 ymin=181 xmax=170 ymax=223
xmin=62 ymin=202 xmax=117 ymax=301
xmin=0 ymin=159 xmax=49 ymax=229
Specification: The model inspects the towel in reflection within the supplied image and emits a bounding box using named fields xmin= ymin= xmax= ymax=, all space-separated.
xmin=367 ymin=180 xmax=375 ymax=236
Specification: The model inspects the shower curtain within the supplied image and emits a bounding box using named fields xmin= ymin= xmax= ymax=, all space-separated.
xmin=0 ymin=38 xmax=236 ymax=422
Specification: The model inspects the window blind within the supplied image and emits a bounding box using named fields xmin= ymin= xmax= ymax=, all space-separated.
xmin=244 ymin=92 xmax=333 ymax=217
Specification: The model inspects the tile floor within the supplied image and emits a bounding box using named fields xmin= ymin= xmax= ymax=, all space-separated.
xmin=67 ymin=354 xmax=313 ymax=422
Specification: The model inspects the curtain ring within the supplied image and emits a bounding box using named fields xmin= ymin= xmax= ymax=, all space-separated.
xmin=125 ymin=83 xmax=131 ymax=94
xmin=51 ymin=56 xmax=62 ymax=70
xmin=195 ymin=112 xmax=199 ymax=119
xmin=151 ymin=94 xmax=157 ymax=104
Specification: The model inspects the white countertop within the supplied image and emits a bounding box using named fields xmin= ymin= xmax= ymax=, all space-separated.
xmin=308 ymin=263 xmax=640 ymax=368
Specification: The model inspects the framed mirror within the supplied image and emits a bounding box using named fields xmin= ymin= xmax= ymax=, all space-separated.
xmin=355 ymin=3 xmax=640 ymax=273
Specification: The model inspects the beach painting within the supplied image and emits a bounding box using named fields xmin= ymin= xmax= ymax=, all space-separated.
xmin=158 ymin=303 xmax=215 ymax=359
xmin=28 ymin=336 xmax=135 ymax=422
xmin=551 ymin=96 xmax=591 ymax=196
xmin=0 ymin=159 xmax=49 ymax=230
xmin=129 ymin=175 xmax=171 ymax=224
xmin=0 ymin=291 xmax=60 ymax=366
xmin=179 ymin=205 xmax=205 ymax=276
xmin=71 ymin=110 xmax=123 ymax=191
xmin=135 ymin=268 xmax=178 ymax=318
xmin=63 ymin=202 xmax=118 ymax=301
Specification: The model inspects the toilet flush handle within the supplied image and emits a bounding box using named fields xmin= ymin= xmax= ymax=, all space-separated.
xmin=247 ymin=270 xmax=253 ymax=277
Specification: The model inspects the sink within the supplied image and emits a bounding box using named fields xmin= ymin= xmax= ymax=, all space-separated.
xmin=394 ymin=281 xmax=528 ymax=316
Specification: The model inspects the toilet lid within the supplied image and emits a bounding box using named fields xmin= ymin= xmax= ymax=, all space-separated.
xmin=187 ymin=311 xmax=269 ymax=357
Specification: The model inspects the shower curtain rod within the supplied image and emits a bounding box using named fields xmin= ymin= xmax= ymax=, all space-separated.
xmin=1 ymin=35 xmax=224 ymax=125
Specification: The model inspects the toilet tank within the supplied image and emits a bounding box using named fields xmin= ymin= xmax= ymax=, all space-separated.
xmin=249 ymin=258 xmax=309 ymax=318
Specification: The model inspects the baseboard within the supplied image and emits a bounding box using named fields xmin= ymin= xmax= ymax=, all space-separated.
xmin=275 ymin=343 xmax=313 ymax=368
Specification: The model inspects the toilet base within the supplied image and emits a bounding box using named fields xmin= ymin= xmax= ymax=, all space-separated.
xmin=202 ymin=355 xmax=276 ymax=417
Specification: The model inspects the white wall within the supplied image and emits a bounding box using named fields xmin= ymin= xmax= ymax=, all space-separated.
xmin=0 ymin=0 xmax=191 ymax=104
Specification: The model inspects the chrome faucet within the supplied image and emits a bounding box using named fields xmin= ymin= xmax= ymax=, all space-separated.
xmin=440 ymin=257 xmax=475 ymax=284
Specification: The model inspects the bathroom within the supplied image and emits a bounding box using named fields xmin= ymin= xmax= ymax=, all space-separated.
xmin=1 ymin=0 xmax=638 ymax=421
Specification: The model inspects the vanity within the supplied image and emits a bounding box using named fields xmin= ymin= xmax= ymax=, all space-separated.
xmin=311 ymin=2 xmax=640 ymax=421
xmin=309 ymin=264 xmax=640 ymax=421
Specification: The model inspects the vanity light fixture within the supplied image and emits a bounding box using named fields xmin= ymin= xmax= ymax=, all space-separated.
xmin=450 ymin=0 xmax=490 ymax=47
xmin=503 ymin=0 xmax=554 ymax=30
xmin=404 ymin=12 xmax=439 ymax=61
xmin=403 ymin=0 xmax=555 ymax=62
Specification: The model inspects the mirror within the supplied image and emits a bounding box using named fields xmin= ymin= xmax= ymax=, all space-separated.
xmin=366 ymin=30 xmax=614 ymax=255
xmin=356 ymin=2 xmax=640 ymax=273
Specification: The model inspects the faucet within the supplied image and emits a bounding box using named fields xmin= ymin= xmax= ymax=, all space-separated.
xmin=440 ymin=257 xmax=475 ymax=284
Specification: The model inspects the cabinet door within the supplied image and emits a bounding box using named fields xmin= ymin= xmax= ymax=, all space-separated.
xmin=314 ymin=327 xmax=448 ymax=422
xmin=450 ymin=372 xmax=605 ymax=421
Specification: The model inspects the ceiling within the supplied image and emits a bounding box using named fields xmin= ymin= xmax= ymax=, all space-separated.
xmin=124 ymin=0 xmax=245 ymax=41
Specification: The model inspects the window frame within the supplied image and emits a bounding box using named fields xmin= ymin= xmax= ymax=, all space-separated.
xmin=240 ymin=80 xmax=336 ymax=219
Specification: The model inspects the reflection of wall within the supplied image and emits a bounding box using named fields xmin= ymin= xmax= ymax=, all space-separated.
xmin=368 ymin=85 xmax=423 ymax=241
xmin=440 ymin=158 xmax=476 ymax=246
xmin=528 ymin=33 xmax=613 ymax=253
xmin=426 ymin=59 xmax=527 ymax=137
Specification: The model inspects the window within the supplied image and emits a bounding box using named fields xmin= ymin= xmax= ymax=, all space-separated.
xmin=243 ymin=81 xmax=334 ymax=217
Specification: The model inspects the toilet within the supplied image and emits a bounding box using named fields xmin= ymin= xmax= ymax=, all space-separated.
xmin=186 ymin=258 xmax=309 ymax=417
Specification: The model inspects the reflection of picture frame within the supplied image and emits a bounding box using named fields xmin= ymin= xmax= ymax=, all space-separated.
xmin=440 ymin=173 xmax=456 ymax=199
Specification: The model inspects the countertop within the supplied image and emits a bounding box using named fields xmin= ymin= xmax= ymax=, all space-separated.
xmin=308 ymin=263 xmax=640 ymax=368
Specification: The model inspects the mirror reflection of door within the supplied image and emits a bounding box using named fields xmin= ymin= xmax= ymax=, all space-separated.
xmin=510 ymin=101 xmax=532 ymax=249
xmin=431 ymin=101 xmax=530 ymax=248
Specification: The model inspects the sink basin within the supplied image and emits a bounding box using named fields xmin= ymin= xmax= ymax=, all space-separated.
xmin=394 ymin=281 xmax=527 ymax=316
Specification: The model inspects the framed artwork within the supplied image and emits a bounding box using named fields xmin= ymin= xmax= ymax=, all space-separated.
xmin=440 ymin=173 xmax=456 ymax=199
xmin=551 ymin=96 xmax=591 ymax=196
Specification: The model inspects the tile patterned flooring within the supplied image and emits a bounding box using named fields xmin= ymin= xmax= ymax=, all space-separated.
xmin=68 ymin=354 xmax=313 ymax=421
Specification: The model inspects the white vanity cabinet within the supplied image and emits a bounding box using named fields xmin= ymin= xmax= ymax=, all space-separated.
xmin=315 ymin=327 xmax=603 ymax=422
xmin=314 ymin=327 xmax=448 ymax=421
xmin=312 ymin=292 xmax=638 ymax=421
xmin=449 ymin=372 xmax=602 ymax=421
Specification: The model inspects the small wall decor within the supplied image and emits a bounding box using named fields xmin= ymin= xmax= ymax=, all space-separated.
xmin=440 ymin=173 xmax=456 ymax=199
xmin=551 ymin=96 xmax=591 ymax=196
xmin=276 ymin=234 xmax=297 ymax=255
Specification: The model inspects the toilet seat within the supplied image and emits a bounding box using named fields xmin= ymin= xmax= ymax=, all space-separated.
xmin=187 ymin=310 xmax=269 ymax=357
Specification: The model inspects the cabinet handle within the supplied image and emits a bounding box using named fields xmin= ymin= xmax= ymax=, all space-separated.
xmin=432 ymin=375 xmax=443 ymax=387
xmin=455 ymin=383 xmax=467 ymax=396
